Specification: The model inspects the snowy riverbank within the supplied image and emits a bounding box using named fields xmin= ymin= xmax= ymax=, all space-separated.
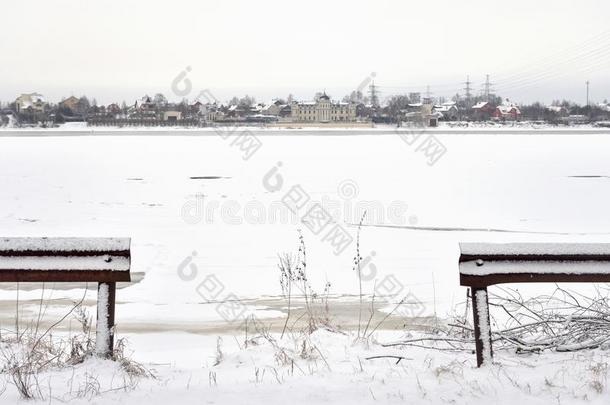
xmin=2 ymin=130 xmax=610 ymax=403
xmin=0 ymin=121 xmax=609 ymax=136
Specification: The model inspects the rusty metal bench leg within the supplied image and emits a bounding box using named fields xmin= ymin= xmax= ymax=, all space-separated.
xmin=95 ymin=282 xmax=116 ymax=358
xmin=471 ymin=287 xmax=493 ymax=367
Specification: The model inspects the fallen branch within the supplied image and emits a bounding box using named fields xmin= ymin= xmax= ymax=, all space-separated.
xmin=381 ymin=286 xmax=610 ymax=356
xmin=365 ymin=355 xmax=412 ymax=364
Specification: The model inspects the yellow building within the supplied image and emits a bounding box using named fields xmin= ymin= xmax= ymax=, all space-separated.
xmin=291 ymin=93 xmax=356 ymax=122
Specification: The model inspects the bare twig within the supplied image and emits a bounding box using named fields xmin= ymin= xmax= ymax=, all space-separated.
xmin=365 ymin=355 xmax=412 ymax=364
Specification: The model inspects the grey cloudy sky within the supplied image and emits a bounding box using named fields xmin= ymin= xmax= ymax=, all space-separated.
xmin=1 ymin=0 xmax=609 ymax=105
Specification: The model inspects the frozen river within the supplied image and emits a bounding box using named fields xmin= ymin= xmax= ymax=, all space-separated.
xmin=2 ymin=127 xmax=610 ymax=332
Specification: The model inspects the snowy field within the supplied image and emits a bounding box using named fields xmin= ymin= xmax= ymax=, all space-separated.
xmin=2 ymin=128 xmax=610 ymax=403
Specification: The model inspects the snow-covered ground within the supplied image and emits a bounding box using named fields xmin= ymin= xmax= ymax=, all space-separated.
xmin=2 ymin=128 xmax=610 ymax=403
xmin=3 ymin=329 xmax=610 ymax=404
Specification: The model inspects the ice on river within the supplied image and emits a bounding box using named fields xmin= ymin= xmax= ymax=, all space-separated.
xmin=1 ymin=129 xmax=610 ymax=325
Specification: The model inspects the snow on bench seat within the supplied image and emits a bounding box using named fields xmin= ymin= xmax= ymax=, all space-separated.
xmin=459 ymin=243 xmax=610 ymax=288
xmin=0 ymin=237 xmax=131 ymax=282
xmin=0 ymin=237 xmax=130 ymax=255
xmin=460 ymin=242 xmax=610 ymax=258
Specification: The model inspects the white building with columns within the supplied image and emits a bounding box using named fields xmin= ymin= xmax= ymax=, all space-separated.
xmin=291 ymin=93 xmax=356 ymax=122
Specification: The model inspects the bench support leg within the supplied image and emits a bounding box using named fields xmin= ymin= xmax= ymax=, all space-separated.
xmin=471 ymin=287 xmax=493 ymax=367
xmin=95 ymin=282 xmax=116 ymax=358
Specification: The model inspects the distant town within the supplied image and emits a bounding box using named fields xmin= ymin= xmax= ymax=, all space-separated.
xmin=2 ymin=85 xmax=610 ymax=128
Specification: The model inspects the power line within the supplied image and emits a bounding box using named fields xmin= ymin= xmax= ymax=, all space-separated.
xmin=494 ymin=56 xmax=610 ymax=95
xmin=494 ymin=29 xmax=610 ymax=84
xmin=494 ymin=43 xmax=610 ymax=92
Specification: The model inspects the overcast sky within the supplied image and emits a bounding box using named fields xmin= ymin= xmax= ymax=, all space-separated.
xmin=1 ymin=0 xmax=609 ymax=105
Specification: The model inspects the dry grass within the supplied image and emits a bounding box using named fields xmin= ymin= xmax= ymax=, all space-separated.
xmin=0 ymin=292 xmax=153 ymax=401
xmin=277 ymin=231 xmax=333 ymax=336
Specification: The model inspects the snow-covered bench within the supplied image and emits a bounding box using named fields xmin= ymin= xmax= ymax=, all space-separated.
xmin=0 ymin=237 xmax=131 ymax=357
xmin=459 ymin=242 xmax=610 ymax=367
